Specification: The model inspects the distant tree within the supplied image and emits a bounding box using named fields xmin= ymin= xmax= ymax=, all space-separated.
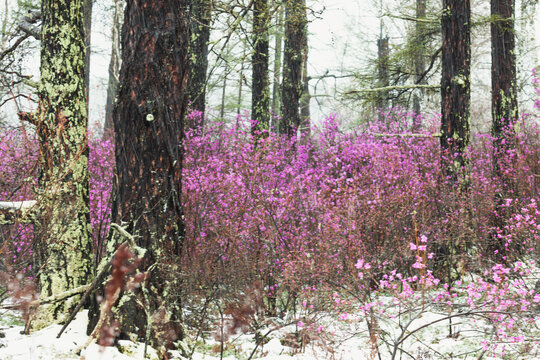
xmin=30 ymin=0 xmax=93 ymax=329
xmin=83 ymin=0 xmax=93 ymax=95
xmin=413 ymin=0 xmax=427 ymax=120
xmin=251 ymin=0 xmax=270 ymax=135
xmin=440 ymin=0 xmax=471 ymax=178
xmin=271 ymin=4 xmax=283 ymax=119
xmin=376 ymin=36 xmax=390 ymax=109
xmin=280 ymin=0 xmax=307 ymax=136
xmin=188 ymin=0 xmax=212 ymax=126
xmin=0 ymin=2 xmax=40 ymax=111
xmin=104 ymin=0 xmax=189 ymax=353
xmin=103 ymin=0 xmax=124 ymax=132
xmin=299 ymin=13 xmax=310 ymax=134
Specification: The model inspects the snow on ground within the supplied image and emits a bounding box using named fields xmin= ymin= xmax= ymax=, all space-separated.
xmin=1 ymin=298 xmax=540 ymax=359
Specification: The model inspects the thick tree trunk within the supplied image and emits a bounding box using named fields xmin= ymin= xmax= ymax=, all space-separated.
xmin=187 ymin=0 xmax=211 ymax=126
xmin=491 ymin=0 xmax=517 ymax=143
xmin=413 ymin=0 xmax=426 ymax=124
xmin=490 ymin=0 xmax=518 ymax=261
xmin=251 ymin=0 xmax=270 ymax=136
xmin=33 ymin=0 xmax=93 ymax=330
xmin=103 ymin=0 xmax=124 ymax=132
xmin=279 ymin=0 xmax=307 ymax=137
xmin=107 ymin=0 xmax=189 ymax=353
xmin=440 ymin=0 xmax=471 ymax=178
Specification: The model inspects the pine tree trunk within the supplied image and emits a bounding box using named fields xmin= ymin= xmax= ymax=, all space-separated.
xmin=33 ymin=0 xmax=93 ymax=330
xmin=251 ymin=0 xmax=270 ymax=135
xmin=490 ymin=0 xmax=518 ymax=260
xmin=413 ymin=0 xmax=426 ymax=124
xmin=103 ymin=0 xmax=123 ymax=132
xmin=110 ymin=0 xmax=189 ymax=352
xmin=491 ymin=0 xmax=517 ymax=142
xmin=279 ymin=0 xmax=307 ymax=137
xmin=188 ymin=0 xmax=211 ymax=126
xmin=440 ymin=0 xmax=471 ymax=177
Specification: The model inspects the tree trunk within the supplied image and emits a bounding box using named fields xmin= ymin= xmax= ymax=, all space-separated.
xmin=440 ymin=0 xmax=471 ymax=178
xmin=109 ymin=0 xmax=189 ymax=353
xmin=220 ymin=72 xmax=227 ymax=119
xmin=299 ymin=29 xmax=310 ymax=135
xmin=103 ymin=0 xmax=124 ymax=133
xmin=84 ymin=0 xmax=93 ymax=97
xmin=237 ymin=48 xmax=246 ymax=116
xmin=491 ymin=0 xmax=517 ymax=144
xmin=271 ymin=4 xmax=283 ymax=123
xmin=187 ymin=0 xmax=211 ymax=126
xmin=413 ymin=0 xmax=426 ymax=125
xmin=251 ymin=0 xmax=270 ymax=136
xmin=490 ymin=0 xmax=518 ymax=261
xmin=376 ymin=36 xmax=390 ymax=109
xmin=33 ymin=0 xmax=93 ymax=330
xmin=279 ymin=0 xmax=307 ymax=137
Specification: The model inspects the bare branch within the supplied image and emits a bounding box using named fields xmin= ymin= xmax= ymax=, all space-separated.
xmin=344 ymin=84 xmax=440 ymax=96
xmin=0 ymin=33 xmax=30 ymax=63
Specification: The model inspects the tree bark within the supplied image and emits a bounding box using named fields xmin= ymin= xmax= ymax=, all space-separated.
xmin=299 ymin=27 xmax=310 ymax=135
xmin=107 ymin=0 xmax=189 ymax=353
xmin=279 ymin=0 xmax=307 ymax=137
xmin=413 ymin=0 xmax=426 ymax=125
xmin=33 ymin=0 xmax=93 ymax=330
xmin=103 ymin=0 xmax=124 ymax=132
xmin=251 ymin=0 xmax=270 ymax=136
xmin=490 ymin=0 xmax=518 ymax=261
xmin=491 ymin=0 xmax=517 ymax=143
xmin=440 ymin=0 xmax=471 ymax=178
xmin=376 ymin=36 xmax=390 ymax=109
xmin=187 ymin=0 xmax=211 ymax=126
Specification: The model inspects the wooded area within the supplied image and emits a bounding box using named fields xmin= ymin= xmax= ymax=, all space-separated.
xmin=0 ymin=0 xmax=539 ymax=359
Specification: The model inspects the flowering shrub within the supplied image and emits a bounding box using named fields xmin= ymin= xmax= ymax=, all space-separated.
xmin=0 ymin=91 xmax=538 ymax=358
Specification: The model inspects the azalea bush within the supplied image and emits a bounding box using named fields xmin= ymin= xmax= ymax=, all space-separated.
xmin=0 ymin=96 xmax=538 ymax=358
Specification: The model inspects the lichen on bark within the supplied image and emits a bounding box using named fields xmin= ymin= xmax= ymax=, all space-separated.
xmin=31 ymin=0 xmax=93 ymax=330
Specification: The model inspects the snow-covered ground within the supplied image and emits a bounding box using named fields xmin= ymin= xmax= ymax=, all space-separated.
xmin=1 ymin=303 xmax=539 ymax=360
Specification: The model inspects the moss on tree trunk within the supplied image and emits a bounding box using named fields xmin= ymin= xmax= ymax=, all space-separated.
xmin=33 ymin=0 xmax=93 ymax=330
